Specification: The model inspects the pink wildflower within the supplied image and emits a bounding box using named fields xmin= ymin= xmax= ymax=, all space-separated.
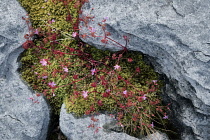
xmin=106 ymin=89 xmax=110 ymax=92
xmin=114 ymin=64 xmax=120 ymax=70
xmin=141 ymin=94 xmax=147 ymax=100
xmin=63 ymin=67 xmax=68 ymax=72
xmin=150 ymin=122 xmax=154 ymax=128
xmin=42 ymin=76 xmax=48 ymax=79
xmin=152 ymin=80 xmax=158 ymax=85
xmin=51 ymin=19 xmax=55 ymax=23
xmin=34 ymin=29 xmax=39 ymax=34
xmin=72 ymin=32 xmax=77 ymax=37
xmin=91 ymin=68 xmax=96 ymax=75
xmin=123 ymin=90 xmax=127 ymax=95
xmin=40 ymin=59 xmax=47 ymax=66
xmin=117 ymin=122 xmax=124 ymax=127
xmin=48 ymin=81 xmax=56 ymax=87
xmin=163 ymin=114 xmax=168 ymax=119
xmin=82 ymin=91 xmax=88 ymax=98
xmin=152 ymin=80 xmax=157 ymax=83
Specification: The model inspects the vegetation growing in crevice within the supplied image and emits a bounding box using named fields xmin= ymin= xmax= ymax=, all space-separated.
xmin=17 ymin=0 xmax=176 ymax=139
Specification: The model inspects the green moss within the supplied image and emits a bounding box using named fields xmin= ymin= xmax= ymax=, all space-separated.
xmin=18 ymin=0 xmax=170 ymax=138
xmin=18 ymin=0 xmax=78 ymax=33
xmin=18 ymin=0 xmax=79 ymax=114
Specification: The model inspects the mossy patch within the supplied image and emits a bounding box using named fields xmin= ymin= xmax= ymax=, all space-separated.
xmin=18 ymin=0 xmax=172 ymax=138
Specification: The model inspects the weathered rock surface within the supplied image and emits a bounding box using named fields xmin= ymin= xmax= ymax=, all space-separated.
xmin=79 ymin=0 xmax=210 ymax=140
xmin=60 ymin=104 xmax=169 ymax=140
xmin=0 ymin=0 xmax=50 ymax=139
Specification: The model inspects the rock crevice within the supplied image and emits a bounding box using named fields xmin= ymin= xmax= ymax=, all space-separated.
xmin=78 ymin=0 xmax=210 ymax=139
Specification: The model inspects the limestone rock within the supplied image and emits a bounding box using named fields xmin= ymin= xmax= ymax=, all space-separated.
xmin=0 ymin=0 xmax=50 ymax=139
xmin=60 ymin=104 xmax=169 ymax=140
xmin=79 ymin=0 xmax=210 ymax=140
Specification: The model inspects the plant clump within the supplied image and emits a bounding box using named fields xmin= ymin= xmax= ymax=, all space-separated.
xmin=18 ymin=0 xmax=172 ymax=138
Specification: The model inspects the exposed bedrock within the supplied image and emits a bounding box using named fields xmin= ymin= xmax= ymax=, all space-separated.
xmin=78 ymin=0 xmax=210 ymax=139
xmin=60 ymin=104 xmax=169 ymax=140
xmin=0 ymin=0 xmax=50 ymax=139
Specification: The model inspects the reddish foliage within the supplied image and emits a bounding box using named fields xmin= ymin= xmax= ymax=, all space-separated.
xmin=127 ymin=58 xmax=133 ymax=62
xmin=91 ymin=116 xmax=99 ymax=122
xmin=74 ymin=91 xmax=79 ymax=96
xmin=97 ymin=100 xmax=103 ymax=106
xmin=66 ymin=13 xmax=72 ymax=22
xmin=80 ymin=34 xmax=88 ymax=39
xmin=36 ymin=93 xmax=41 ymax=97
xmin=85 ymin=110 xmax=91 ymax=115
xmin=101 ymin=38 xmax=108 ymax=43
xmin=73 ymin=75 xmax=78 ymax=79
xmin=74 ymin=1 xmax=80 ymax=8
xmin=21 ymin=0 xmax=170 ymax=135
xmin=87 ymin=124 xmax=95 ymax=128
xmin=68 ymin=47 xmax=75 ymax=52
xmin=150 ymin=99 xmax=160 ymax=105
xmin=135 ymin=67 xmax=141 ymax=73
xmin=102 ymin=92 xmax=110 ymax=97
xmin=22 ymin=40 xmax=34 ymax=49
xmin=91 ymin=82 xmax=97 ymax=87
xmin=90 ymin=32 xmax=96 ymax=37
xmin=24 ymin=34 xmax=30 ymax=40
xmin=118 ymin=75 xmax=122 ymax=80
xmin=43 ymin=38 xmax=49 ymax=44
xmin=105 ymin=32 xmax=111 ymax=36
